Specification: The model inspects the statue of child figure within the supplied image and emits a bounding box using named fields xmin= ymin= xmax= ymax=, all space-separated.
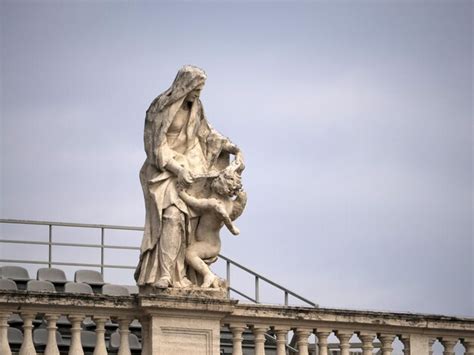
xmin=178 ymin=164 xmax=247 ymax=288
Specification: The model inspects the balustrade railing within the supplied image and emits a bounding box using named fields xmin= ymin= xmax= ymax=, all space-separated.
xmin=0 ymin=290 xmax=473 ymax=354
xmin=221 ymin=304 xmax=474 ymax=355
xmin=1 ymin=219 xmax=473 ymax=354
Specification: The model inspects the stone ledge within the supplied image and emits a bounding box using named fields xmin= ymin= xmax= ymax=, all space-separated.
xmin=226 ymin=304 xmax=474 ymax=332
xmin=139 ymin=285 xmax=228 ymax=300
xmin=0 ymin=290 xmax=135 ymax=305
xmin=1 ymin=290 xmax=473 ymax=334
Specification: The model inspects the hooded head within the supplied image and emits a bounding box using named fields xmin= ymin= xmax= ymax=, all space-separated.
xmin=153 ymin=65 xmax=207 ymax=113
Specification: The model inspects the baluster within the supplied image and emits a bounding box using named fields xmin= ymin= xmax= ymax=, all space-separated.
xmin=273 ymin=326 xmax=289 ymax=355
xmin=336 ymin=330 xmax=353 ymax=355
xmin=229 ymin=323 xmax=246 ymax=355
xmin=440 ymin=337 xmax=458 ymax=355
xmin=251 ymin=324 xmax=268 ymax=355
xmin=295 ymin=327 xmax=312 ymax=355
xmin=0 ymin=312 xmax=12 ymax=355
xmin=358 ymin=332 xmax=375 ymax=355
xmin=93 ymin=316 xmax=108 ymax=355
xmin=19 ymin=312 xmax=36 ymax=355
xmin=44 ymin=314 xmax=60 ymax=355
xmin=316 ymin=329 xmax=332 ymax=355
xmin=68 ymin=314 xmax=85 ymax=355
xmin=400 ymin=335 xmax=410 ymax=355
xmin=117 ymin=317 xmax=132 ymax=355
xmin=379 ymin=334 xmax=396 ymax=355
xmin=463 ymin=338 xmax=474 ymax=355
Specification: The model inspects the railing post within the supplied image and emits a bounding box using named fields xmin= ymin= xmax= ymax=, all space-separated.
xmin=400 ymin=335 xmax=410 ymax=355
xmin=117 ymin=317 xmax=132 ymax=355
xmin=295 ymin=327 xmax=312 ymax=355
xmin=379 ymin=333 xmax=396 ymax=355
xmin=44 ymin=314 xmax=60 ymax=355
xmin=463 ymin=337 xmax=474 ymax=355
xmin=226 ymin=260 xmax=230 ymax=298
xmin=273 ymin=326 xmax=289 ymax=355
xmin=0 ymin=312 xmax=12 ymax=355
xmin=440 ymin=337 xmax=458 ymax=355
xmin=48 ymin=224 xmax=52 ymax=268
xmin=100 ymin=227 xmax=105 ymax=276
xmin=336 ymin=330 xmax=353 ymax=355
xmin=255 ymin=276 xmax=259 ymax=303
xmin=229 ymin=323 xmax=246 ymax=355
xmin=251 ymin=324 xmax=269 ymax=355
xmin=358 ymin=332 xmax=376 ymax=355
xmin=284 ymin=291 xmax=289 ymax=306
xmin=316 ymin=329 xmax=332 ymax=355
xmin=93 ymin=316 xmax=108 ymax=355
xmin=19 ymin=312 xmax=37 ymax=355
xmin=68 ymin=314 xmax=85 ymax=355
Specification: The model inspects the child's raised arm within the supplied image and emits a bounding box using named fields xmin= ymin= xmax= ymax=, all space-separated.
xmin=178 ymin=190 xmax=216 ymax=212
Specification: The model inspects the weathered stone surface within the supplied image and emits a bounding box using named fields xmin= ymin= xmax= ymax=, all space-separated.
xmin=135 ymin=65 xmax=246 ymax=291
xmin=1 ymin=291 xmax=474 ymax=354
xmin=139 ymin=285 xmax=228 ymax=300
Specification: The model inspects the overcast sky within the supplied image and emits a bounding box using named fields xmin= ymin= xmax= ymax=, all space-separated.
xmin=1 ymin=0 xmax=472 ymax=318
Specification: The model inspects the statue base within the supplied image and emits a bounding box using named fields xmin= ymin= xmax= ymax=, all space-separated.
xmin=138 ymin=285 xmax=228 ymax=300
xmin=138 ymin=290 xmax=236 ymax=355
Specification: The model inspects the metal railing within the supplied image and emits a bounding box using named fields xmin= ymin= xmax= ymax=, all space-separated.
xmin=0 ymin=218 xmax=316 ymax=307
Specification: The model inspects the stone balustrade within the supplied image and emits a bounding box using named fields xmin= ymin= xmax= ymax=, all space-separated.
xmin=0 ymin=290 xmax=473 ymax=355
xmin=223 ymin=304 xmax=474 ymax=355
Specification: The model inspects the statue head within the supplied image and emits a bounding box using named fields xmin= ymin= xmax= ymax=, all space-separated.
xmin=211 ymin=169 xmax=242 ymax=197
xmin=185 ymin=84 xmax=204 ymax=104
xmin=154 ymin=65 xmax=207 ymax=111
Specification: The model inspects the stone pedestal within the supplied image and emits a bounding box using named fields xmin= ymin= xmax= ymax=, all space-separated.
xmin=408 ymin=334 xmax=430 ymax=355
xmin=139 ymin=285 xmax=228 ymax=299
xmin=139 ymin=292 xmax=236 ymax=355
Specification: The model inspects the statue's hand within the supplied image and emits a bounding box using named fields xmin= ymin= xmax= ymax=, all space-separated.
xmin=177 ymin=168 xmax=194 ymax=187
xmin=235 ymin=153 xmax=245 ymax=173
xmin=223 ymin=141 xmax=240 ymax=154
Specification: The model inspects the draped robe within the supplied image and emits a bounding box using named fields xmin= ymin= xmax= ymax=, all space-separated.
xmin=135 ymin=68 xmax=231 ymax=286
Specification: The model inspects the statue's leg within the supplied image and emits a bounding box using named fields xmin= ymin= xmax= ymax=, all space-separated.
xmin=186 ymin=242 xmax=220 ymax=288
xmin=156 ymin=206 xmax=184 ymax=288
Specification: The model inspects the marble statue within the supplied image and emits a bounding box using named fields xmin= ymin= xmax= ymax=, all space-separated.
xmin=135 ymin=65 xmax=246 ymax=289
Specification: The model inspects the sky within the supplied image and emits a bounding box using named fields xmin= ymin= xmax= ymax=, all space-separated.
xmin=0 ymin=0 xmax=472 ymax=320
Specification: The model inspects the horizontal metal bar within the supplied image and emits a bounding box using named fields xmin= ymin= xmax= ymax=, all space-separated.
xmin=219 ymin=254 xmax=316 ymax=307
xmin=0 ymin=239 xmax=50 ymax=246
xmin=229 ymin=287 xmax=257 ymax=303
xmin=1 ymin=218 xmax=316 ymax=307
xmin=103 ymin=245 xmax=140 ymax=251
xmin=0 ymin=259 xmax=50 ymax=266
xmin=0 ymin=218 xmax=144 ymax=232
xmin=0 ymin=239 xmax=140 ymax=251
xmin=0 ymin=259 xmax=136 ymax=270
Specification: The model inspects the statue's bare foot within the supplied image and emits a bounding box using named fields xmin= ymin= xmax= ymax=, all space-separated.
xmin=211 ymin=277 xmax=220 ymax=289
xmin=230 ymin=225 xmax=240 ymax=236
xmin=153 ymin=278 xmax=170 ymax=289
xmin=180 ymin=277 xmax=193 ymax=288
xmin=201 ymin=273 xmax=217 ymax=288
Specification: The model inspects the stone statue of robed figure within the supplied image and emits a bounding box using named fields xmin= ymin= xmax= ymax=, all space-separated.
xmin=135 ymin=65 xmax=246 ymax=289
